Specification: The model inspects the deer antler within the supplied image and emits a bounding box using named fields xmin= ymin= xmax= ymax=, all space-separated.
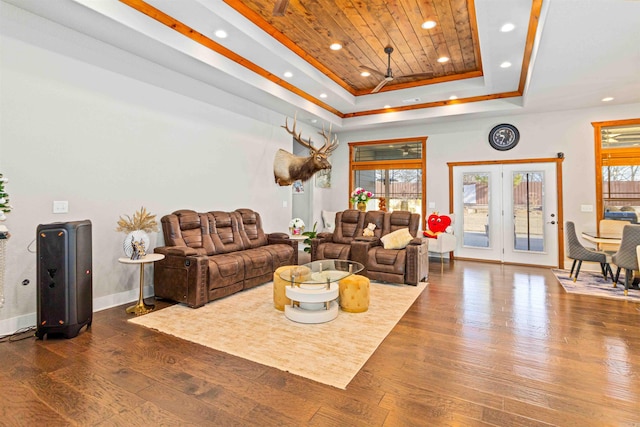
xmin=282 ymin=116 xmax=315 ymax=152
xmin=317 ymin=124 xmax=339 ymax=154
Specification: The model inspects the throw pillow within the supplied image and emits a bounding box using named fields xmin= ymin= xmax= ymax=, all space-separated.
xmin=380 ymin=228 xmax=413 ymax=250
xmin=423 ymin=212 xmax=452 ymax=239
xmin=321 ymin=210 xmax=338 ymax=233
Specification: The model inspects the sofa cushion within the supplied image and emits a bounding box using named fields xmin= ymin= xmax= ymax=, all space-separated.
xmin=161 ymin=210 xmax=209 ymax=251
xmin=208 ymin=254 xmax=245 ymax=289
xmin=332 ymin=210 xmax=365 ymax=244
xmin=367 ymin=247 xmax=407 ymax=274
xmin=236 ymin=209 xmax=268 ymax=248
xmin=208 ymin=211 xmax=244 ymax=253
xmin=262 ymin=244 xmax=295 ymax=270
xmin=381 ymin=228 xmax=413 ymax=249
xmin=316 ymin=242 xmax=351 ymax=260
xmin=237 ymin=247 xmax=273 ymax=279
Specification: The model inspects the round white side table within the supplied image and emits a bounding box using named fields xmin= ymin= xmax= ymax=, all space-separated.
xmin=118 ymin=253 xmax=165 ymax=315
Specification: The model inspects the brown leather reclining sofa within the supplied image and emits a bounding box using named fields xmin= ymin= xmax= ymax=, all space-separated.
xmin=311 ymin=209 xmax=428 ymax=285
xmin=153 ymin=208 xmax=297 ymax=308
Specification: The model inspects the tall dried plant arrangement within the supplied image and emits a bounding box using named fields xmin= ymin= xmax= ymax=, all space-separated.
xmin=116 ymin=206 xmax=159 ymax=234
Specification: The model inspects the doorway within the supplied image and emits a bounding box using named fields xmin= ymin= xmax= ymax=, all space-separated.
xmin=450 ymin=160 xmax=564 ymax=267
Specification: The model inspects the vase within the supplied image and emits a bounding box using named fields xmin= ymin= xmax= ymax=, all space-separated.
xmin=123 ymin=230 xmax=150 ymax=258
xmin=357 ymin=202 xmax=367 ymax=212
xmin=289 ymin=226 xmax=304 ymax=235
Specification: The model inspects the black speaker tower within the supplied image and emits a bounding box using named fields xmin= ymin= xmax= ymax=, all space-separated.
xmin=36 ymin=220 xmax=93 ymax=339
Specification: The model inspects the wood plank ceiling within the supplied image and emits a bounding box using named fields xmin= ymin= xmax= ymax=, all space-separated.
xmin=224 ymin=0 xmax=482 ymax=96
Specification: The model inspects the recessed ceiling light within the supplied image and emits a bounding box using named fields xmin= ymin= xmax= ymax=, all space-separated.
xmin=421 ymin=20 xmax=436 ymax=30
xmin=449 ymin=95 xmax=458 ymax=100
xmin=311 ymin=119 xmax=318 ymax=123
xmin=330 ymin=43 xmax=342 ymax=51
xmin=214 ymin=30 xmax=228 ymax=39
xmin=384 ymin=105 xmax=391 ymax=109
xmin=283 ymin=71 xmax=293 ymax=78
xmin=500 ymin=23 xmax=515 ymax=32
xmin=500 ymin=61 xmax=512 ymax=68
xmin=437 ymin=57 xmax=449 ymax=63
xmin=320 ymin=93 xmax=328 ymax=99
xmin=360 ymin=71 xmax=371 ymax=77
xmin=602 ymin=97 xmax=614 ymax=102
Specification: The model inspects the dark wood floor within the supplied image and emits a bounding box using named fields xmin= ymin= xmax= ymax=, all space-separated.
xmin=1 ymin=260 xmax=639 ymax=426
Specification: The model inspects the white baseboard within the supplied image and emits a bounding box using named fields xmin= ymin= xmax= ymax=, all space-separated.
xmin=0 ymin=286 xmax=154 ymax=336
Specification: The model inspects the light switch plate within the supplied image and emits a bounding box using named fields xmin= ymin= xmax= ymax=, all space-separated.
xmin=580 ymin=204 xmax=593 ymax=212
xmin=53 ymin=200 xmax=68 ymax=213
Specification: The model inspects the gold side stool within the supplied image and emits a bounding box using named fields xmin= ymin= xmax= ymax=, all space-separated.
xmin=273 ymin=265 xmax=311 ymax=311
xmin=338 ymin=274 xmax=370 ymax=313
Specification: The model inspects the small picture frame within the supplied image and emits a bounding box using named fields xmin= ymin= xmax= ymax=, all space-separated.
xmin=292 ymin=180 xmax=304 ymax=194
xmin=315 ymin=168 xmax=331 ymax=188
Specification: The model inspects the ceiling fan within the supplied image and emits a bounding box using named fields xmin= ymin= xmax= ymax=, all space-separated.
xmin=361 ymin=46 xmax=433 ymax=94
xmin=273 ymin=0 xmax=289 ymax=16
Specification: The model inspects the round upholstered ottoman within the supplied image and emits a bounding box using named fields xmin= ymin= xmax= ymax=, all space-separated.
xmin=338 ymin=274 xmax=370 ymax=313
xmin=273 ymin=265 xmax=311 ymax=311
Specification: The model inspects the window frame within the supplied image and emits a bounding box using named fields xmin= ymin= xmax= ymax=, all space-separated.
xmin=348 ymin=137 xmax=427 ymax=226
xmin=592 ymin=118 xmax=640 ymax=228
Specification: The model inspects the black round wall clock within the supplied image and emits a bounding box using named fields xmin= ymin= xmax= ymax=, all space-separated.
xmin=488 ymin=124 xmax=520 ymax=151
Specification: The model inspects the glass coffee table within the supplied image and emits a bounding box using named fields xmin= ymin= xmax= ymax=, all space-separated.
xmin=279 ymin=260 xmax=364 ymax=324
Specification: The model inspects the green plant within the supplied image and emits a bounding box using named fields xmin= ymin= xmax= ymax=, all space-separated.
xmin=301 ymin=221 xmax=318 ymax=253
xmin=0 ymin=173 xmax=11 ymax=221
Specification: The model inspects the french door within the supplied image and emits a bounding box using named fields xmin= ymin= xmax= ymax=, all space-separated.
xmin=452 ymin=162 xmax=560 ymax=267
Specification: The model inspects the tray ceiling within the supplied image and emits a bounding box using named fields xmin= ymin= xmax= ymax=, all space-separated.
xmin=2 ymin=0 xmax=639 ymax=129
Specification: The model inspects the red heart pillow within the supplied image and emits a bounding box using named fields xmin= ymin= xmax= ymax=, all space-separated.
xmin=423 ymin=213 xmax=452 ymax=238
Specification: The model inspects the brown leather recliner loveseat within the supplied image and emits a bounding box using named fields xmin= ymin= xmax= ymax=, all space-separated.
xmin=153 ymin=208 xmax=297 ymax=308
xmin=311 ymin=209 xmax=428 ymax=285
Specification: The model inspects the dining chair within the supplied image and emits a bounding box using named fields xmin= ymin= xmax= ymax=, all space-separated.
xmin=611 ymin=224 xmax=640 ymax=295
xmin=565 ymin=221 xmax=612 ymax=282
xmin=598 ymin=219 xmax=630 ymax=253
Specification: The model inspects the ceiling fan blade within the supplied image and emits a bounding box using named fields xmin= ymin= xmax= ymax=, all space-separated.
xmin=273 ymin=0 xmax=290 ymax=16
xmin=371 ymin=78 xmax=390 ymax=94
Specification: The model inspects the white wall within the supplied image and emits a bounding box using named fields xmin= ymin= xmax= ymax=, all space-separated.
xmin=0 ymin=23 xmax=303 ymax=332
xmin=331 ymin=103 xmax=640 ymax=259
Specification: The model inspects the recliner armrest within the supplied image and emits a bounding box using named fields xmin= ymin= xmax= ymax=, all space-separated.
xmin=267 ymin=232 xmax=289 ymax=240
xmin=267 ymin=233 xmax=297 ymax=248
xmin=354 ymin=236 xmax=381 ymax=244
xmin=408 ymin=237 xmax=428 ymax=246
xmin=154 ymin=246 xmax=199 ymax=256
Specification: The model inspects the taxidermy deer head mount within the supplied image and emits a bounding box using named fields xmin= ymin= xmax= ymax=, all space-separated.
xmin=273 ymin=117 xmax=339 ymax=186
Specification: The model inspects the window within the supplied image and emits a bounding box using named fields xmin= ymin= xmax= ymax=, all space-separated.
xmin=349 ymin=138 xmax=426 ymax=223
xmin=593 ymin=119 xmax=640 ymax=225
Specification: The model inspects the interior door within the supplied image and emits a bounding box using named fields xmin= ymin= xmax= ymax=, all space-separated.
xmin=502 ymin=163 xmax=558 ymax=265
xmin=453 ymin=162 xmax=559 ymax=267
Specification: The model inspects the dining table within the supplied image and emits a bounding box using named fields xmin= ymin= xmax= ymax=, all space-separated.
xmin=580 ymin=231 xmax=621 ymax=250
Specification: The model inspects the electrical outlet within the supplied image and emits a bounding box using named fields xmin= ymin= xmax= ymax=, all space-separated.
xmin=53 ymin=200 xmax=68 ymax=213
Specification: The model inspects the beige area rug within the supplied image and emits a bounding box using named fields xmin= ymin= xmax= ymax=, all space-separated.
xmin=129 ymin=281 xmax=426 ymax=389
